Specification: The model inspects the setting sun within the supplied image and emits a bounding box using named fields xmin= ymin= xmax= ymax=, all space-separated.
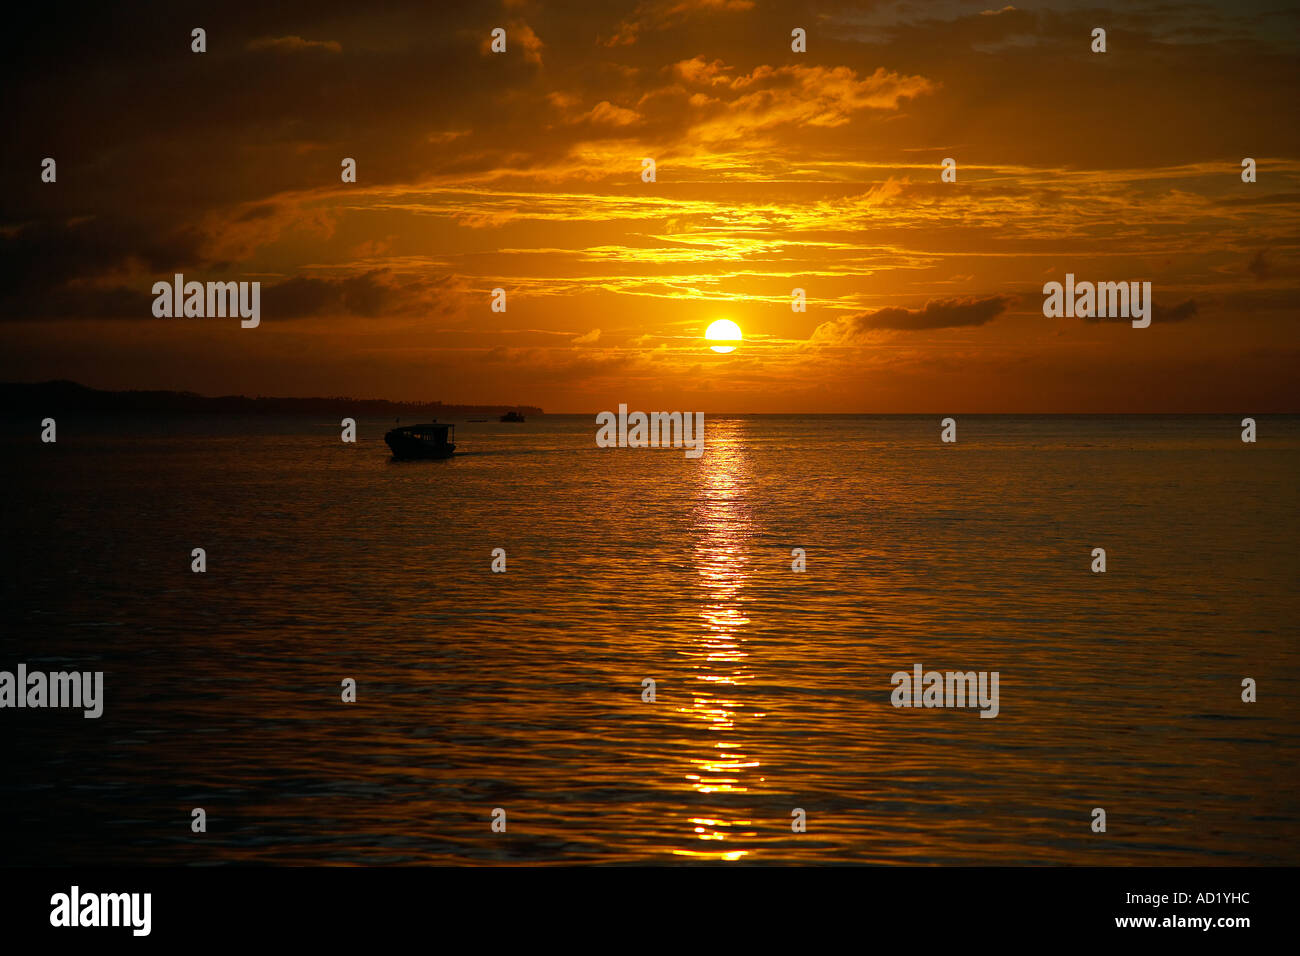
xmin=706 ymin=319 xmax=743 ymax=354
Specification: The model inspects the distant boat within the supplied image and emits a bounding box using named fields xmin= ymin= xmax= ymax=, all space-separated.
xmin=499 ymin=411 xmax=525 ymax=422
xmin=385 ymin=422 xmax=455 ymax=459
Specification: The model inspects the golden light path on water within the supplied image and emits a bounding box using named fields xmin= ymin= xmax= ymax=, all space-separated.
xmin=674 ymin=419 xmax=764 ymax=861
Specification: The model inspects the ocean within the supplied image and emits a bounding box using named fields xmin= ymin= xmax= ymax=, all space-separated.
xmin=2 ymin=414 xmax=1297 ymax=864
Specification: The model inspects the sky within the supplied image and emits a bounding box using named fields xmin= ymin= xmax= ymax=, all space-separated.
xmin=2 ymin=0 xmax=1298 ymax=412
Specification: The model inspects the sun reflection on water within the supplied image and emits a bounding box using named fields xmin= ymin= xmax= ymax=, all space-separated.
xmin=673 ymin=419 xmax=763 ymax=860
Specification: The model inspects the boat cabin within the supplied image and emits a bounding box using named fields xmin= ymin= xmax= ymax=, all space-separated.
xmin=384 ymin=422 xmax=456 ymax=459
xmin=393 ymin=423 xmax=454 ymax=444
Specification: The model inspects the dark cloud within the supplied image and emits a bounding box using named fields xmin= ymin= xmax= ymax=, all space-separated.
xmin=0 ymin=219 xmax=209 ymax=319
xmin=0 ymin=255 xmax=464 ymax=322
xmin=235 ymin=204 xmax=279 ymax=223
xmin=1078 ymin=297 xmax=1198 ymax=323
xmin=260 ymin=270 xmax=464 ymax=320
xmin=1154 ymin=298 xmax=1199 ymax=322
xmin=812 ymin=294 xmax=1013 ymax=341
xmin=1248 ymin=250 xmax=1271 ymax=280
xmin=246 ymin=36 xmax=343 ymax=54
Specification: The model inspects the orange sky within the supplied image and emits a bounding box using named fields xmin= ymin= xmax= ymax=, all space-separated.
xmin=2 ymin=0 xmax=1298 ymax=411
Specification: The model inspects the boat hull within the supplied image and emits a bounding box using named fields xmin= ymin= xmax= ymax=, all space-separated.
xmin=384 ymin=432 xmax=455 ymax=460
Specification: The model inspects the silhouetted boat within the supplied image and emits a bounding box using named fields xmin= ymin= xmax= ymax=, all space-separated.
xmin=385 ymin=422 xmax=455 ymax=459
xmin=499 ymin=411 xmax=525 ymax=422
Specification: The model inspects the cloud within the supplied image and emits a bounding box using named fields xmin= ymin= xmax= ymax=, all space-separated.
xmin=578 ymin=101 xmax=642 ymax=127
xmin=604 ymin=0 xmax=754 ymax=46
xmin=1077 ymin=298 xmax=1199 ymax=323
xmin=571 ymin=328 xmax=602 ymax=344
xmin=812 ymin=295 xmax=1013 ymax=341
xmin=1154 ymin=298 xmax=1198 ymax=322
xmin=673 ymin=57 xmax=731 ymax=86
xmin=246 ymin=36 xmax=342 ymax=54
xmin=481 ymin=22 xmax=544 ymax=65
xmin=259 ymin=270 xmax=465 ymax=320
xmin=514 ymin=22 xmax=545 ymax=65
xmin=1248 ymin=250 xmax=1271 ymax=281
xmin=0 ymin=218 xmax=207 ymax=319
xmin=672 ymin=60 xmax=937 ymax=142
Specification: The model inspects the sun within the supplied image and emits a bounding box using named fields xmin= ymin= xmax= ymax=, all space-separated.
xmin=705 ymin=319 xmax=743 ymax=353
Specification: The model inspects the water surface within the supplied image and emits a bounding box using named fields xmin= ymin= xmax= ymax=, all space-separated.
xmin=2 ymin=415 xmax=1297 ymax=864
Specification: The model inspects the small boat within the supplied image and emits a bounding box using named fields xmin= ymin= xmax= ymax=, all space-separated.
xmin=385 ymin=422 xmax=455 ymax=459
xmin=499 ymin=411 xmax=525 ymax=423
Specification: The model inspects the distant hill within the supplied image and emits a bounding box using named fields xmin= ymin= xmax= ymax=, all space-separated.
xmin=0 ymin=381 xmax=542 ymax=418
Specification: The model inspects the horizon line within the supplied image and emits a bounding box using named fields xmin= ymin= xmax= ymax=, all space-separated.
xmin=3 ymin=379 xmax=1296 ymax=417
